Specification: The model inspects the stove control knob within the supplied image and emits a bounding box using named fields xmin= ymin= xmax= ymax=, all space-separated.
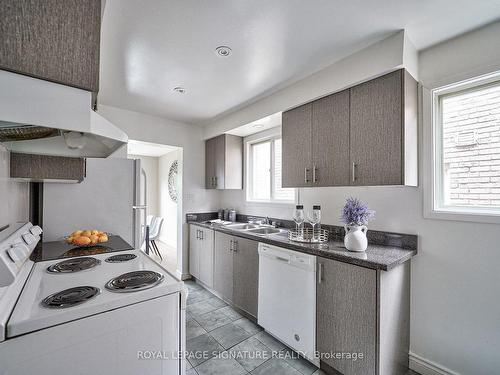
xmin=22 ymin=233 xmax=35 ymax=245
xmin=30 ymin=226 xmax=43 ymax=236
xmin=7 ymin=244 xmax=28 ymax=263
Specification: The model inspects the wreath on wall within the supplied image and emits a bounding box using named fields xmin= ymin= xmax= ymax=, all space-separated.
xmin=168 ymin=160 xmax=179 ymax=203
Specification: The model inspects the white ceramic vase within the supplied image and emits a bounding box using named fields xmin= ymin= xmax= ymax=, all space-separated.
xmin=344 ymin=224 xmax=368 ymax=252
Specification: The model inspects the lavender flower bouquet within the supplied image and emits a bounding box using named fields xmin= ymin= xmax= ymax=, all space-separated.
xmin=341 ymin=197 xmax=375 ymax=226
xmin=340 ymin=198 xmax=375 ymax=252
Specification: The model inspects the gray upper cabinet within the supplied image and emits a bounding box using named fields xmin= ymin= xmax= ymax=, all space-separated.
xmin=350 ymin=70 xmax=417 ymax=186
xmin=282 ymin=104 xmax=312 ymax=187
xmin=214 ymin=232 xmax=234 ymax=302
xmin=205 ymin=137 xmax=215 ymax=189
xmin=0 ymin=0 xmax=101 ymax=92
xmin=232 ymin=237 xmax=259 ymax=318
xmin=311 ymin=90 xmax=350 ymax=186
xmin=10 ymin=153 xmax=86 ymax=183
xmin=282 ymin=69 xmax=417 ymax=187
xmin=317 ymin=258 xmax=377 ymax=375
xmin=205 ymin=134 xmax=243 ymax=189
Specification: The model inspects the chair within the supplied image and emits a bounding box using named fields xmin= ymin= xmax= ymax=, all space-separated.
xmin=146 ymin=215 xmax=154 ymax=227
xmin=149 ymin=217 xmax=164 ymax=260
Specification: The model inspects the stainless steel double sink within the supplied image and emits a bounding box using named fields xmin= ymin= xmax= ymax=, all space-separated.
xmin=224 ymin=223 xmax=285 ymax=236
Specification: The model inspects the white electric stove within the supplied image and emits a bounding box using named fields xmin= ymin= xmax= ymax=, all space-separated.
xmin=0 ymin=223 xmax=187 ymax=375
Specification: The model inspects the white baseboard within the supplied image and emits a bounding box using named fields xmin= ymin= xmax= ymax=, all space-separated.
xmin=409 ymin=352 xmax=461 ymax=375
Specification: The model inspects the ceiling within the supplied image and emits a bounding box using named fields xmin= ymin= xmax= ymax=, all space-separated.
xmin=227 ymin=112 xmax=282 ymax=137
xmin=127 ymin=140 xmax=179 ymax=157
xmin=99 ymin=0 xmax=500 ymax=125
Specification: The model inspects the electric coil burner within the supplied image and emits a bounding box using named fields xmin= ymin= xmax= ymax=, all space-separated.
xmin=46 ymin=257 xmax=101 ymax=273
xmin=105 ymin=271 xmax=164 ymax=293
xmin=105 ymin=253 xmax=137 ymax=263
xmin=41 ymin=286 xmax=100 ymax=309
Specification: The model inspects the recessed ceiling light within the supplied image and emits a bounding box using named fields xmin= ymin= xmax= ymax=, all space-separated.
xmin=215 ymin=46 xmax=232 ymax=57
xmin=173 ymin=87 xmax=186 ymax=94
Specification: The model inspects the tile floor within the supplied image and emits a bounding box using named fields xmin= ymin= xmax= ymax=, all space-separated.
xmin=185 ymin=280 xmax=321 ymax=375
xmin=185 ymin=280 xmax=421 ymax=375
xmin=148 ymin=240 xmax=177 ymax=276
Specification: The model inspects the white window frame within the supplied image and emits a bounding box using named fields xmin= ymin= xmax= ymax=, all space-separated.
xmin=245 ymin=127 xmax=296 ymax=205
xmin=424 ymin=70 xmax=500 ymax=224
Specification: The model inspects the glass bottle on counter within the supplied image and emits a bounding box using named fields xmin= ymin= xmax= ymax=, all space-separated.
xmin=292 ymin=205 xmax=305 ymax=238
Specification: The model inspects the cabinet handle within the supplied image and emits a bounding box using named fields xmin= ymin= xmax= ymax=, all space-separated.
xmin=200 ymin=230 xmax=204 ymax=240
xmin=304 ymin=167 xmax=310 ymax=183
xmin=313 ymin=166 xmax=317 ymax=183
xmin=352 ymin=162 xmax=357 ymax=183
xmin=233 ymin=240 xmax=238 ymax=253
xmin=229 ymin=240 xmax=233 ymax=251
xmin=196 ymin=230 xmax=199 ymax=240
xmin=214 ymin=176 xmax=217 ymax=188
xmin=318 ymin=262 xmax=323 ymax=284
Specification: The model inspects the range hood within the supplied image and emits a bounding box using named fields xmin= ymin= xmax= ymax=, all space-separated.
xmin=0 ymin=70 xmax=127 ymax=158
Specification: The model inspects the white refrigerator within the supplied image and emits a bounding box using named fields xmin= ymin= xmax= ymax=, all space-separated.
xmin=42 ymin=158 xmax=147 ymax=248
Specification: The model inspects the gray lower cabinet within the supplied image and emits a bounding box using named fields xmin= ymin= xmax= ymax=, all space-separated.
xmin=189 ymin=225 xmax=214 ymax=288
xmin=317 ymin=258 xmax=377 ymax=375
xmin=189 ymin=226 xmax=200 ymax=279
xmin=232 ymin=237 xmax=259 ymax=317
xmin=214 ymin=232 xmax=259 ymax=318
xmin=0 ymin=0 xmax=101 ymax=92
xmin=214 ymin=232 xmax=234 ymax=303
xmin=317 ymin=258 xmax=410 ymax=375
xmin=205 ymin=134 xmax=243 ymax=189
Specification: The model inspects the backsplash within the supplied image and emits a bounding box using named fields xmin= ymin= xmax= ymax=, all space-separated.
xmin=186 ymin=212 xmax=418 ymax=250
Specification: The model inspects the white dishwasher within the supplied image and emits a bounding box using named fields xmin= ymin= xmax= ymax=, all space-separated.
xmin=258 ymin=243 xmax=318 ymax=364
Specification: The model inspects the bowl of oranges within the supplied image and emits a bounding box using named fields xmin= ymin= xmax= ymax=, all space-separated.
xmin=65 ymin=230 xmax=109 ymax=247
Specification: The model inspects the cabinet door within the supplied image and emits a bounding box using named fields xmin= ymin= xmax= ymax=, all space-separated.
xmin=311 ymin=90 xmax=350 ymax=186
xmin=214 ymin=232 xmax=233 ymax=302
xmin=0 ymin=0 xmax=101 ymax=92
xmin=224 ymin=135 xmax=243 ymax=189
xmin=213 ymin=135 xmax=226 ymax=189
xmin=233 ymin=237 xmax=259 ymax=318
xmin=198 ymin=228 xmax=214 ymax=288
xmin=349 ymin=70 xmax=403 ymax=185
xmin=189 ymin=226 xmax=200 ymax=278
xmin=317 ymin=258 xmax=377 ymax=375
xmin=282 ymin=103 xmax=312 ymax=187
xmin=205 ymin=138 xmax=216 ymax=189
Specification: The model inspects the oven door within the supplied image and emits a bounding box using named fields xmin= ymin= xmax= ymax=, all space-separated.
xmin=0 ymin=293 xmax=181 ymax=375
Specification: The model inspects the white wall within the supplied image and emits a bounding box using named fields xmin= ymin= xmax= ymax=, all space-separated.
xmin=128 ymin=154 xmax=159 ymax=216
xmin=217 ymin=21 xmax=500 ymax=375
xmin=98 ymin=105 xmax=220 ymax=278
xmin=159 ymin=149 xmax=182 ymax=248
xmin=0 ymin=145 xmax=29 ymax=228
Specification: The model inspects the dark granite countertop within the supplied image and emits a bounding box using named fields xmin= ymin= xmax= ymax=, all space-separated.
xmin=189 ymin=221 xmax=416 ymax=271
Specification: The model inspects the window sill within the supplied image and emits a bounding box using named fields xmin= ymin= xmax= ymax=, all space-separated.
xmin=424 ymin=206 xmax=500 ymax=225
xmin=245 ymin=200 xmax=295 ymax=207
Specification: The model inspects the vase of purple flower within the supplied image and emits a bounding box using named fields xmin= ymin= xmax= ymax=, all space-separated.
xmin=340 ymin=197 xmax=375 ymax=252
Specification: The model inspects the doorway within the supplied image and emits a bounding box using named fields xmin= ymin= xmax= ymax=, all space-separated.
xmin=127 ymin=140 xmax=182 ymax=276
